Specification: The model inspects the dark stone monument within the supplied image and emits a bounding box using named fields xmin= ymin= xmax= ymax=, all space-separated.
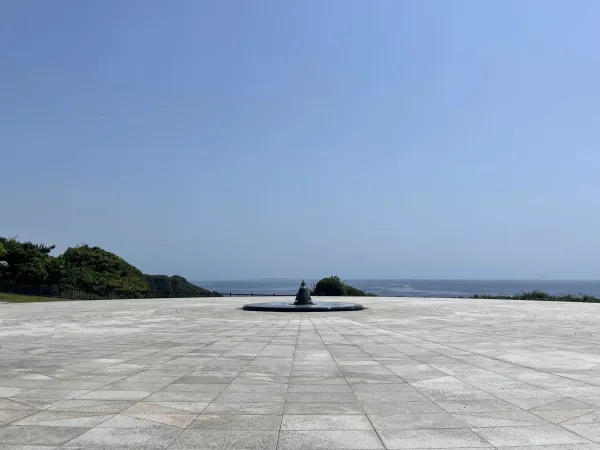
xmin=242 ymin=280 xmax=365 ymax=312
xmin=294 ymin=280 xmax=313 ymax=305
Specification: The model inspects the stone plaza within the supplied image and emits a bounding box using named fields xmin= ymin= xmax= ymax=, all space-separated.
xmin=0 ymin=296 xmax=599 ymax=449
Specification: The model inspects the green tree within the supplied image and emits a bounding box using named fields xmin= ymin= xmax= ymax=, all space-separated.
xmin=311 ymin=275 xmax=370 ymax=296
xmin=0 ymin=237 xmax=55 ymax=285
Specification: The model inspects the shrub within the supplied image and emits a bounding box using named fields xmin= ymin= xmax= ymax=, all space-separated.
xmin=311 ymin=275 xmax=371 ymax=296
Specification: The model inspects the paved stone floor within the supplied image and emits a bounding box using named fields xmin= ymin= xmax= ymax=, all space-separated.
xmin=0 ymin=296 xmax=599 ymax=449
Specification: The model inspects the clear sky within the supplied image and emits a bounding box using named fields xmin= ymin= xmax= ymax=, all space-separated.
xmin=2 ymin=1 xmax=600 ymax=280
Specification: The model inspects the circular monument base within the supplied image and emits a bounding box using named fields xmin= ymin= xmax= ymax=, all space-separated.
xmin=242 ymin=301 xmax=365 ymax=312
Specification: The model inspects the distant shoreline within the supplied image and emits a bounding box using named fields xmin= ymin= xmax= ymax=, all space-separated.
xmin=194 ymin=278 xmax=600 ymax=299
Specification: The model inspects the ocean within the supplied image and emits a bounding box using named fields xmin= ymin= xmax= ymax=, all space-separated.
xmin=194 ymin=279 xmax=600 ymax=298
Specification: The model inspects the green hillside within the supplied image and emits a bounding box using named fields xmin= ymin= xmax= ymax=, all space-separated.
xmin=0 ymin=237 xmax=214 ymax=295
xmin=59 ymin=245 xmax=150 ymax=291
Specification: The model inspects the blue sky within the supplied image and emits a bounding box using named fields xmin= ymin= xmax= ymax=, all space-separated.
xmin=2 ymin=0 xmax=599 ymax=280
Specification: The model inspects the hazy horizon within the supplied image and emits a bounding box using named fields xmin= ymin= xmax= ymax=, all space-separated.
xmin=3 ymin=1 xmax=600 ymax=281
xmin=193 ymin=278 xmax=600 ymax=298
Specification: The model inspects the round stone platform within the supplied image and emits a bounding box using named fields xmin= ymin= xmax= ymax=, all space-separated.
xmin=242 ymin=301 xmax=365 ymax=312
xmin=243 ymin=280 xmax=365 ymax=312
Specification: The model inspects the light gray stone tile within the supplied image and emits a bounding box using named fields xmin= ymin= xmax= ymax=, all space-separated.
xmin=533 ymin=399 xmax=598 ymax=411
xmin=0 ymin=399 xmax=37 ymax=411
xmin=286 ymin=392 xmax=357 ymax=403
xmin=63 ymin=427 xmax=181 ymax=449
xmin=580 ymin=398 xmax=600 ymax=407
xmin=453 ymin=411 xmax=547 ymax=427
xmin=13 ymin=411 xmax=113 ymax=427
xmin=0 ymin=388 xmax=23 ymax=398
xmin=563 ymin=424 xmax=600 ymax=442
xmin=124 ymin=413 xmax=196 ymax=428
xmin=281 ymin=414 xmax=373 ymax=430
xmin=534 ymin=409 xmax=597 ymax=424
xmin=503 ymin=397 xmax=568 ymax=411
xmin=378 ymin=428 xmax=491 ymax=449
xmin=10 ymin=390 xmax=89 ymax=400
xmin=562 ymin=409 xmax=600 ymax=424
xmin=203 ymin=402 xmax=285 ymax=415
xmin=489 ymin=389 xmax=564 ymax=401
xmin=7 ymin=400 xmax=64 ymax=410
xmin=160 ymin=384 xmax=228 ymax=393
xmin=409 ymin=377 xmax=470 ymax=391
xmin=495 ymin=445 xmax=600 ymax=450
xmin=97 ymin=414 xmax=177 ymax=429
xmin=473 ymin=425 xmax=591 ymax=447
xmin=0 ymin=410 xmax=37 ymax=424
xmin=143 ymin=392 xmax=218 ymax=402
xmin=190 ymin=414 xmax=281 ymax=430
xmin=289 ymin=376 xmax=347 ymax=385
xmin=47 ymin=400 xmax=134 ymax=413
xmin=284 ymin=402 xmax=364 ymax=415
xmin=277 ymin=430 xmax=384 ymax=449
xmin=223 ymin=384 xmax=287 ymax=394
xmin=97 ymin=382 xmax=168 ymax=392
xmin=361 ymin=401 xmax=447 ymax=416
xmin=174 ymin=375 xmax=236 ymax=384
xmin=0 ymin=445 xmax=59 ymax=450
xmin=147 ymin=401 xmax=209 ymax=413
xmin=370 ymin=413 xmax=465 ymax=430
xmin=169 ymin=429 xmax=278 ymax=449
xmin=287 ymin=385 xmax=352 ymax=393
xmin=77 ymin=391 xmax=150 ymax=401
xmin=552 ymin=387 xmax=600 ymax=397
xmin=436 ymin=399 xmax=522 ymax=413
xmin=0 ymin=426 xmax=89 ymax=446
xmin=213 ymin=392 xmax=286 ymax=403
xmin=418 ymin=389 xmax=496 ymax=402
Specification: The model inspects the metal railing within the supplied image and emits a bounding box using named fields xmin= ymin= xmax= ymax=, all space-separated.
xmin=0 ymin=282 xmax=294 ymax=301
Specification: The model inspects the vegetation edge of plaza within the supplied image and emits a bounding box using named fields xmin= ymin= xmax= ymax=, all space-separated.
xmin=470 ymin=291 xmax=600 ymax=303
xmin=1 ymin=237 xmax=599 ymax=303
xmin=0 ymin=237 xmax=374 ymax=302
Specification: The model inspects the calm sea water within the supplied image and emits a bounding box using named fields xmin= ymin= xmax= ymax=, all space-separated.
xmin=194 ymin=279 xmax=600 ymax=298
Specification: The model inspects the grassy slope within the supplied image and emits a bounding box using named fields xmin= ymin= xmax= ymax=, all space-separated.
xmin=0 ymin=293 xmax=71 ymax=303
xmin=471 ymin=290 xmax=600 ymax=303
